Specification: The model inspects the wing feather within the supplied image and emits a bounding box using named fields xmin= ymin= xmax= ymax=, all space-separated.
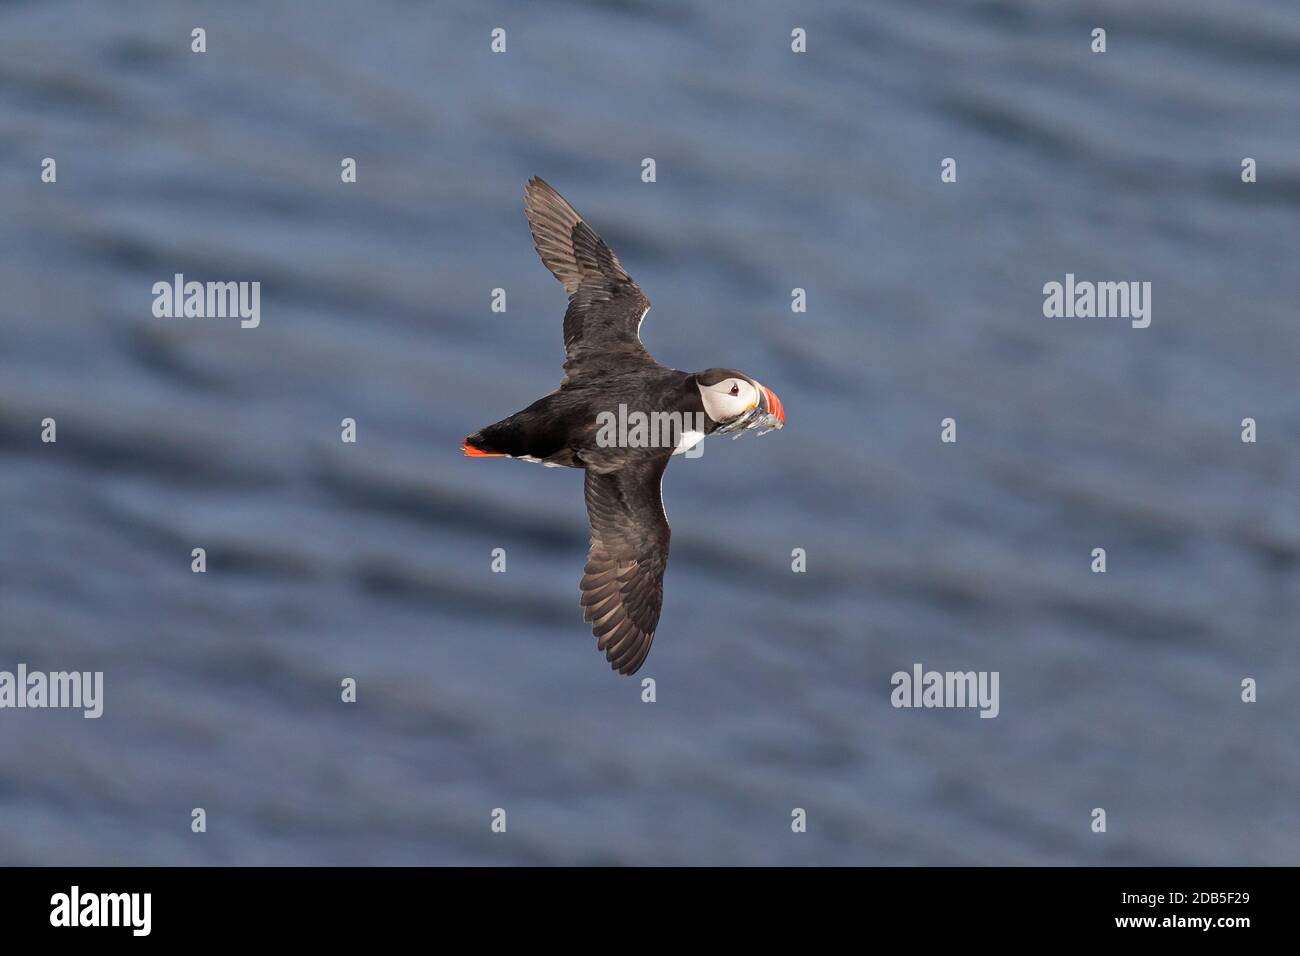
xmin=580 ymin=458 xmax=671 ymax=675
xmin=524 ymin=177 xmax=654 ymax=381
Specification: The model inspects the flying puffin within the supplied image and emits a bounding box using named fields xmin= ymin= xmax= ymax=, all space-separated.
xmin=464 ymin=178 xmax=785 ymax=675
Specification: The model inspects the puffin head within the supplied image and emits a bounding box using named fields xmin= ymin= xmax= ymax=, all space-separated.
xmin=692 ymin=368 xmax=785 ymax=434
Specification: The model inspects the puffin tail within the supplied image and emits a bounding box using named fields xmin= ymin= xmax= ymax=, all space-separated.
xmin=463 ymin=433 xmax=506 ymax=458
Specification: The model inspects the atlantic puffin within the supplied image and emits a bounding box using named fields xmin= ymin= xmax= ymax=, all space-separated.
xmin=465 ymin=178 xmax=785 ymax=675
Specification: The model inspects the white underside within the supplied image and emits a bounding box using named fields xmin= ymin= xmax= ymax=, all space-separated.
xmin=672 ymin=430 xmax=706 ymax=455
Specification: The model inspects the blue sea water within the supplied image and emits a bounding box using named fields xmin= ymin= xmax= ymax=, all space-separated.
xmin=0 ymin=0 xmax=1296 ymax=864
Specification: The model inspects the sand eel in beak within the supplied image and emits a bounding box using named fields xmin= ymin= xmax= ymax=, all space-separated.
xmin=464 ymin=178 xmax=786 ymax=675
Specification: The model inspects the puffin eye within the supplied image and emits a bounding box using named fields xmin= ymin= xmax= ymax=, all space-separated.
xmin=729 ymin=384 xmax=740 ymax=396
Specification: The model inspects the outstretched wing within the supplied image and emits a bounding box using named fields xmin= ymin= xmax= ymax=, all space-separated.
xmin=524 ymin=177 xmax=655 ymax=381
xmin=580 ymin=457 xmax=672 ymax=675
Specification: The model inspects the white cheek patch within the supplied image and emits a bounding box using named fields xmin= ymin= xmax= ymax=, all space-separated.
xmin=701 ymin=382 xmax=757 ymax=424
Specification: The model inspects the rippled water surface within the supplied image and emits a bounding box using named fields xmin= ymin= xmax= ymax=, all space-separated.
xmin=1 ymin=0 xmax=1297 ymax=864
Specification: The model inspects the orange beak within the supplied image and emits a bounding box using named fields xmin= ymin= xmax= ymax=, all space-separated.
xmin=760 ymin=385 xmax=785 ymax=425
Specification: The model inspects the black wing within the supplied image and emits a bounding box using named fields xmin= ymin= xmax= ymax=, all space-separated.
xmin=580 ymin=457 xmax=672 ymax=675
xmin=524 ymin=177 xmax=655 ymax=382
